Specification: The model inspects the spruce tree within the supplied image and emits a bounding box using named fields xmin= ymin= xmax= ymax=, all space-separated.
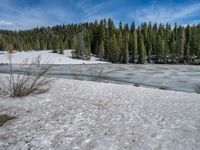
xmin=104 ymin=29 xmax=110 ymax=60
xmin=0 ymin=37 xmax=5 ymax=51
xmin=52 ymin=37 xmax=58 ymax=53
xmin=99 ymin=41 xmax=104 ymax=61
xmin=64 ymin=37 xmax=69 ymax=49
xmin=130 ymin=21 xmax=136 ymax=33
xmin=147 ymin=35 xmax=152 ymax=62
xmin=109 ymin=34 xmax=120 ymax=63
xmin=5 ymin=43 xmax=13 ymax=53
xmin=132 ymin=30 xmax=138 ymax=63
xmin=179 ymin=27 xmax=185 ymax=60
xmin=35 ymin=39 xmax=40 ymax=50
xmin=59 ymin=41 xmax=64 ymax=54
xmin=138 ymin=30 xmax=146 ymax=64
xmin=97 ymin=20 xmax=105 ymax=58
xmin=84 ymin=31 xmax=91 ymax=60
xmin=185 ymin=25 xmax=191 ymax=61
xmin=108 ymin=18 xmax=115 ymax=37
xmin=72 ymin=32 xmax=89 ymax=60
xmin=118 ymin=31 xmax=123 ymax=62
xmin=123 ymin=35 xmax=129 ymax=64
xmin=156 ymin=35 xmax=165 ymax=63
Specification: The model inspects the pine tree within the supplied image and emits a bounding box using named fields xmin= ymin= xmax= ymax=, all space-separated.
xmin=52 ymin=37 xmax=58 ymax=53
xmin=72 ymin=32 xmax=89 ymax=60
xmin=5 ymin=43 xmax=13 ymax=53
xmin=147 ymin=35 xmax=152 ymax=62
xmin=109 ymin=34 xmax=120 ymax=63
xmin=141 ymin=22 xmax=148 ymax=49
xmin=35 ymin=39 xmax=40 ymax=50
xmin=132 ymin=31 xmax=138 ymax=63
xmin=156 ymin=35 xmax=165 ymax=63
xmin=185 ymin=25 xmax=191 ymax=61
xmin=130 ymin=21 xmax=136 ymax=33
xmin=98 ymin=20 xmax=105 ymax=59
xmin=72 ymin=35 xmax=79 ymax=58
xmin=195 ymin=25 xmax=200 ymax=59
xmin=99 ymin=40 xmax=104 ymax=61
xmin=122 ymin=35 xmax=129 ymax=64
xmin=104 ymin=29 xmax=110 ymax=60
xmin=84 ymin=31 xmax=91 ymax=60
xmin=91 ymin=20 xmax=99 ymax=54
xmin=119 ymin=21 xmax=123 ymax=32
xmin=179 ymin=27 xmax=185 ymax=60
xmin=64 ymin=37 xmax=69 ymax=49
xmin=47 ymin=41 xmax=52 ymax=50
xmin=59 ymin=41 xmax=64 ymax=54
xmin=152 ymin=23 xmax=158 ymax=58
xmin=108 ymin=18 xmax=115 ymax=37
xmin=138 ymin=30 xmax=146 ymax=64
xmin=185 ymin=42 xmax=190 ymax=62
xmin=40 ymin=40 xmax=45 ymax=50
xmin=117 ymin=31 xmax=123 ymax=62
xmin=0 ymin=37 xmax=5 ymax=51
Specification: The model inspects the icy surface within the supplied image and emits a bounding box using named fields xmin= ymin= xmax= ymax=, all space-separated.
xmin=0 ymin=64 xmax=200 ymax=93
xmin=0 ymin=50 xmax=109 ymax=64
xmin=0 ymin=78 xmax=200 ymax=150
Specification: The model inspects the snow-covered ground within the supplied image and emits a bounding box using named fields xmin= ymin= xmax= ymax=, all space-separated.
xmin=0 ymin=78 xmax=200 ymax=150
xmin=0 ymin=50 xmax=109 ymax=64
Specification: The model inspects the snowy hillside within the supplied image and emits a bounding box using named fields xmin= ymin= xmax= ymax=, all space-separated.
xmin=0 ymin=50 xmax=109 ymax=65
xmin=0 ymin=78 xmax=200 ymax=149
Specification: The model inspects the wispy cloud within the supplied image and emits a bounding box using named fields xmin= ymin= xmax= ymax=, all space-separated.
xmin=129 ymin=2 xmax=200 ymax=25
xmin=0 ymin=0 xmax=200 ymax=30
xmin=0 ymin=0 xmax=118 ymax=30
xmin=70 ymin=0 xmax=118 ymax=22
xmin=0 ymin=0 xmax=79 ymax=30
xmin=0 ymin=20 xmax=14 ymax=26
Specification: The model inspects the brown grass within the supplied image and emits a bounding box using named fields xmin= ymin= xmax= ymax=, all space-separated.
xmin=0 ymin=115 xmax=15 ymax=126
xmin=0 ymin=55 xmax=51 ymax=98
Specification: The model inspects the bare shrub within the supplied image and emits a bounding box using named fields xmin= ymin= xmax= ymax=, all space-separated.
xmin=0 ymin=55 xmax=51 ymax=98
xmin=0 ymin=114 xmax=15 ymax=126
xmin=74 ymin=66 xmax=104 ymax=82
xmin=194 ymin=84 xmax=200 ymax=94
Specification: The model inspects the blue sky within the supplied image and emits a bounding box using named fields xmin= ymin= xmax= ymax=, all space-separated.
xmin=0 ymin=0 xmax=200 ymax=30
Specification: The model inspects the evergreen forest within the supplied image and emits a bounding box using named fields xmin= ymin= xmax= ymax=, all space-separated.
xmin=0 ymin=18 xmax=200 ymax=64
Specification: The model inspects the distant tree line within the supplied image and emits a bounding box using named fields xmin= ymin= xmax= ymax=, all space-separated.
xmin=0 ymin=18 xmax=200 ymax=64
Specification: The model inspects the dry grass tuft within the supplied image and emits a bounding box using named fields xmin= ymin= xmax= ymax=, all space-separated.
xmin=0 ymin=114 xmax=15 ymax=126
xmin=0 ymin=55 xmax=51 ymax=98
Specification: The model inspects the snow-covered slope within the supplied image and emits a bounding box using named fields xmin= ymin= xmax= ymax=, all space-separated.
xmin=0 ymin=50 xmax=109 ymax=64
xmin=0 ymin=78 xmax=200 ymax=149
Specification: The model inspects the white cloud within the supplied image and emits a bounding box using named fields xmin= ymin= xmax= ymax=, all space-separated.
xmin=129 ymin=2 xmax=200 ymax=24
xmin=71 ymin=0 xmax=117 ymax=22
xmin=0 ymin=20 xmax=14 ymax=26
xmin=0 ymin=0 xmax=120 ymax=30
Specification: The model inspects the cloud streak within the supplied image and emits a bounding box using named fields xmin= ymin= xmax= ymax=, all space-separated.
xmin=129 ymin=2 xmax=200 ymax=25
xmin=69 ymin=0 xmax=119 ymax=22
xmin=0 ymin=0 xmax=200 ymax=30
xmin=0 ymin=20 xmax=14 ymax=26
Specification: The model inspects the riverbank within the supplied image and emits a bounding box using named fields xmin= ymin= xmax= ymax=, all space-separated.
xmin=0 ymin=78 xmax=200 ymax=149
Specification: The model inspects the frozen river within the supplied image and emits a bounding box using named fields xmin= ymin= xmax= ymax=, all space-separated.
xmin=0 ymin=64 xmax=200 ymax=93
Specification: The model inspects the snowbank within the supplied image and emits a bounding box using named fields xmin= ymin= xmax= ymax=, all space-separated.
xmin=0 ymin=50 xmax=109 ymax=65
xmin=0 ymin=78 xmax=200 ymax=149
